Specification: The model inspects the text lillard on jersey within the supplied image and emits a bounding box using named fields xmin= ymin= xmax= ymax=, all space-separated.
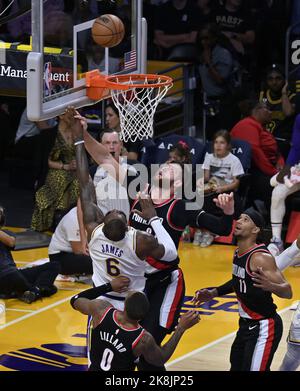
xmin=99 ymin=330 xmax=126 ymax=353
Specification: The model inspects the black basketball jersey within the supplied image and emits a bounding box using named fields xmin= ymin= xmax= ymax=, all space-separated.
xmin=88 ymin=306 xmax=145 ymax=371
xmin=129 ymin=197 xmax=182 ymax=273
xmin=259 ymin=90 xmax=296 ymax=138
xmin=232 ymin=244 xmax=277 ymax=320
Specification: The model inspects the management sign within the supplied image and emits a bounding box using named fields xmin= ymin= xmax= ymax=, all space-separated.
xmin=0 ymin=47 xmax=73 ymax=97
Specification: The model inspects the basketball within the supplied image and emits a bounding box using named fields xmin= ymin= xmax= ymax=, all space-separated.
xmin=91 ymin=14 xmax=125 ymax=48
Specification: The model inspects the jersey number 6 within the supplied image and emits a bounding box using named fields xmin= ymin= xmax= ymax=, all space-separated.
xmin=106 ymin=258 xmax=121 ymax=277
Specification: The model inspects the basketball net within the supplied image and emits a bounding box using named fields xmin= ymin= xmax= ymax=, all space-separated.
xmin=108 ymin=75 xmax=173 ymax=142
xmin=85 ymin=71 xmax=173 ymax=142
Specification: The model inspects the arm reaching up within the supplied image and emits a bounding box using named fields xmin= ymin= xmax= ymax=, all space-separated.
xmin=133 ymin=310 xmax=200 ymax=366
xmin=67 ymin=108 xmax=104 ymax=241
xmin=73 ymin=111 xmax=127 ymax=185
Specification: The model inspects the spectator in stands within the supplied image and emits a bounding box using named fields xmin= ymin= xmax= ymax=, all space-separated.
xmin=105 ymin=103 xmax=121 ymax=133
xmin=197 ymin=23 xmax=237 ymax=139
xmin=231 ymin=101 xmax=284 ymax=213
xmin=153 ymin=0 xmax=201 ymax=60
xmin=269 ymin=114 xmax=300 ymax=254
xmin=43 ymin=9 xmax=73 ymax=48
xmin=48 ymin=206 xmax=92 ymax=277
xmin=167 ymin=140 xmax=192 ymax=164
xmin=68 ymin=0 xmax=98 ymax=49
xmin=7 ymin=0 xmax=65 ymax=44
xmin=0 ymin=205 xmax=59 ymax=304
xmin=92 ymin=129 xmax=138 ymax=220
xmin=13 ymin=108 xmax=57 ymax=190
xmin=31 ymin=111 xmax=79 ymax=232
xmin=193 ymin=130 xmax=244 ymax=246
xmin=259 ymin=64 xmax=296 ymax=159
xmin=214 ymin=0 xmax=255 ymax=63
xmin=87 ymin=40 xmax=120 ymax=74
xmin=105 ymin=103 xmax=141 ymax=161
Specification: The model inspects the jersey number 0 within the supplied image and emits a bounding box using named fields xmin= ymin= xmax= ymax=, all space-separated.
xmin=100 ymin=348 xmax=114 ymax=371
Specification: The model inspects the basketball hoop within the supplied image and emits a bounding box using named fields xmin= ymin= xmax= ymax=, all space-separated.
xmin=85 ymin=70 xmax=173 ymax=142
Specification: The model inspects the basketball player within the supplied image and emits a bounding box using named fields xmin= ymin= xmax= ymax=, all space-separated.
xmin=193 ymin=208 xmax=292 ymax=371
xmin=70 ymin=280 xmax=200 ymax=371
xmin=70 ymin=108 xmax=235 ymax=371
xmin=70 ymin=110 xmax=177 ymax=311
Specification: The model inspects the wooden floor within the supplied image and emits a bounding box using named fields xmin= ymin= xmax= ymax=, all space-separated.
xmin=0 ymin=241 xmax=299 ymax=371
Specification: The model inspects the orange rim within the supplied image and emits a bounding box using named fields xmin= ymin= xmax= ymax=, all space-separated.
xmin=106 ymin=73 xmax=173 ymax=89
xmin=85 ymin=70 xmax=173 ymax=100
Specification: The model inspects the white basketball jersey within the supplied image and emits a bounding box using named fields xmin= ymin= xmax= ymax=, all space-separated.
xmin=89 ymin=224 xmax=146 ymax=298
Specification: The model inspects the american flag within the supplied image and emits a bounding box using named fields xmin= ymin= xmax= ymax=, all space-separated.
xmin=124 ymin=50 xmax=137 ymax=70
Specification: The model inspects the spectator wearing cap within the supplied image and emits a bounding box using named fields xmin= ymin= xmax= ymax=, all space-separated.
xmin=259 ymin=64 xmax=296 ymax=159
xmin=231 ymin=101 xmax=284 ymax=213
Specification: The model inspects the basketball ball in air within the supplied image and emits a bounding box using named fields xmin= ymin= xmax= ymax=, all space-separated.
xmin=92 ymin=14 xmax=125 ymax=48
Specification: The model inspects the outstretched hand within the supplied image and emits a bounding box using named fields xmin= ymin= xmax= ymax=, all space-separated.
xmin=177 ymin=310 xmax=200 ymax=331
xmin=65 ymin=107 xmax=86 ymax=142
xmin=192 ymin=288 xmax=217 ymax=306
xmin=213 ymin=192 xmax=234 ymax=215
xmin=110 ymin=276 xmax=130 ymax=293
xmin=132 ymin=184 xmax=157 ymax=221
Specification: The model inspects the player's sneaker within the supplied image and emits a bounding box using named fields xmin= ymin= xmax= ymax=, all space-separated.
xmin=19 ymin=290 xmax=39 ymax=304
xmin=193 ymin=230 xmax=203 ymax=246
xmin=19 ymin=286 xmax=42 ymax=304
xmin=200 ymin=233 xmax=214 ymax=248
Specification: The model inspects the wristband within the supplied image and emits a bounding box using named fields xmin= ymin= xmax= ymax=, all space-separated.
xmin=149 ymin=216 xmax=160 ymax=225
xmin=149 ymin=218 xmax=177 ymax=262
xmin=70 ymin=282 xmax=113 ymax=309
xmin=103 ymin=282 xmax=113 ymax=293
xmin=74 ymin=140 xmax=85 ymax=146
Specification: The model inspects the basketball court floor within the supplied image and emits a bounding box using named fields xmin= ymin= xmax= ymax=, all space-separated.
xmin=0 ymin=241 xmax=299 ymax=371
